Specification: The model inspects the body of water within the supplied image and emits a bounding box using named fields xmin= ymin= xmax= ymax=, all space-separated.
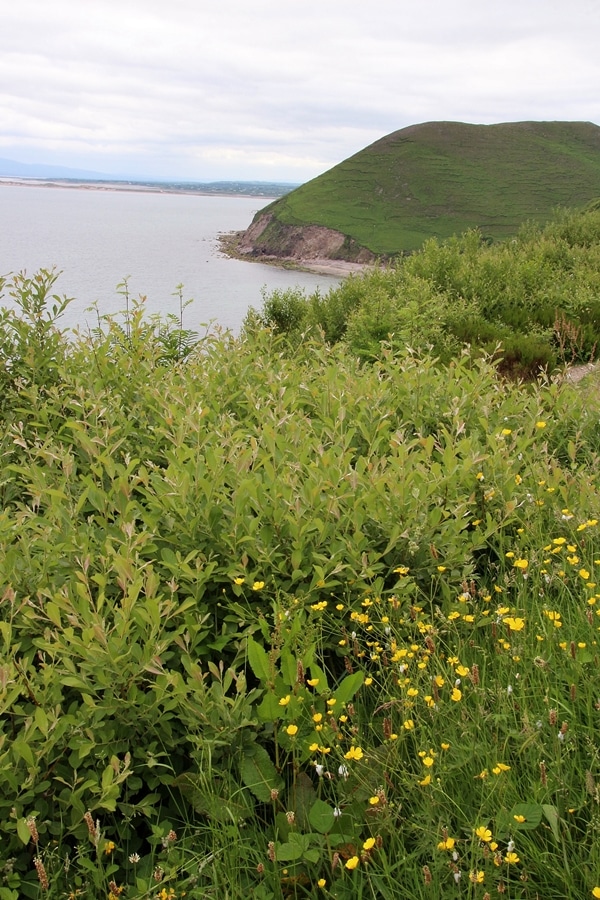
xmin=0 ymin=184 xmax=340 ymax=333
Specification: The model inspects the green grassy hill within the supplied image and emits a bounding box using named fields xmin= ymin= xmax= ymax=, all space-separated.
xmin=244 ymin=121 xmax=600 ymax=255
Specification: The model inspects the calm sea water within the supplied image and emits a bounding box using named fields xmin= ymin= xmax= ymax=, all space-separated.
xmin=0 ymin=185 xmax=339 ymax=333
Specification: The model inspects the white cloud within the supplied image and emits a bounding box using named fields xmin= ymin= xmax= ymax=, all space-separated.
xmin=0 ymin=0 xmax=599 ymax=181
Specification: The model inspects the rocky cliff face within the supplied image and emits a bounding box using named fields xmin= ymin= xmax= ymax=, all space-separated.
xmin=237 ymin=213 xmax=376 ymax=264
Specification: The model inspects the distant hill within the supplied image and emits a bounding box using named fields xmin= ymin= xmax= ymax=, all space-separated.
xmin=237 ymin=121 xmax=600 ymax=261
xmin=0 ymin=158 xmax=114 ymax=180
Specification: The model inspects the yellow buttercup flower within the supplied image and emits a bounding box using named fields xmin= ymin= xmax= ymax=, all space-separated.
xmin=344 ymin=746 xmax=364 ymax=761
xmin=475 ymin=826 xmax=492 ymax=843
xmin=285 ymin=724 xmax=298 ymax=736
xmin=252 ymin=580 xmax=265 ymax=591
xmin=437 ymin=837 xmax=456 ymax=851
xmin=345 ymin=856 xmax=359 ymax=870
xmin=363 ymin=837 xmax=376 ymax=851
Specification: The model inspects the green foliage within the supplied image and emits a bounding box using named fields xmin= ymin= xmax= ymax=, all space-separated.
xmin=249 ymin=286 xmax=310 ymax=336
xmin=0 ymin=269 xmax=71 ymax=412
xmin=3 ymin=277 xmax=600 ymax=896
xmin=250 ymin=208 xmax=600 ymax=374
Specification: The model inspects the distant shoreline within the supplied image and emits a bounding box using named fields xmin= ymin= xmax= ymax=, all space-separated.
xmin=0 ymin=177 xmax=286 ymax=201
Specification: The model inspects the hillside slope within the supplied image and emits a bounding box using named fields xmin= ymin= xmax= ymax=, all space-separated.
xmin=238 ymin=121 xmax=600 ymax=260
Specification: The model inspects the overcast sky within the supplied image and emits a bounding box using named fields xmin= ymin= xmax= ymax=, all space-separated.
xmin=1 ymin=0 xmax=599 ymax=183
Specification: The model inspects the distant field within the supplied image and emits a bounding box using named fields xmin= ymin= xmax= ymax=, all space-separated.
xmin=257 ymin=121 xmax=600 ymax=253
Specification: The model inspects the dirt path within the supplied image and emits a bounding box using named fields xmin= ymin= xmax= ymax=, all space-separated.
xmin=563 ymin=362 xmax=598 ymax=383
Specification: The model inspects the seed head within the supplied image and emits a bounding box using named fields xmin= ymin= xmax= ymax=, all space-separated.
xmin=33 ymin=857 xmax=49 ymax=891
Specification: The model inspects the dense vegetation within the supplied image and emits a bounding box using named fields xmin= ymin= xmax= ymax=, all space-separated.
xmin=249 ymin=204 xmax=600 ymax=377
xmin=246 ymin=121 xmax=600 ymax=255
xmin=2 ymin=237 xmax=600 ymax=898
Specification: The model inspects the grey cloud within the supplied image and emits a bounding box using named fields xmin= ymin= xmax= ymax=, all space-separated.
xmin=0 ymin=0 xmax=599 ymax=181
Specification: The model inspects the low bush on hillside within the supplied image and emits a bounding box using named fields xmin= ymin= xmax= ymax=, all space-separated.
xmin=2 ymin=272 xmax=600 ymax=898
xmin=248 ymin=205 xmax=600 ymax=375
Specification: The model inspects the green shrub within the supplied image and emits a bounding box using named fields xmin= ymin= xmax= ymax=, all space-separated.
xmin=253 ymin=206 xmax=600 ymax=376
xmin=3 ymin=278 xmax=600 ymax=897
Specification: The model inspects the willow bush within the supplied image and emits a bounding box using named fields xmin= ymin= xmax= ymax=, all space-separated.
xmin=248 ymin=204 xmax=600 ymax=374
xmin=1 ymin=273 xmax=600 ymax=897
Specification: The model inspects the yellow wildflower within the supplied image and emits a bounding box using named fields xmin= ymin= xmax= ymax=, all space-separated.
xmin=475 ymin=826 xmax=492 ymax=843
xmin=437 ymin=837 xmax=456 ymax=851
xmin=344 ymin=746 xmax=364 ymax=761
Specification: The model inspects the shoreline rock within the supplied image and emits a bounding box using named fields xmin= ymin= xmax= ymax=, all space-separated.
xmin=234 ymin=212 xmax=377 ymax=269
